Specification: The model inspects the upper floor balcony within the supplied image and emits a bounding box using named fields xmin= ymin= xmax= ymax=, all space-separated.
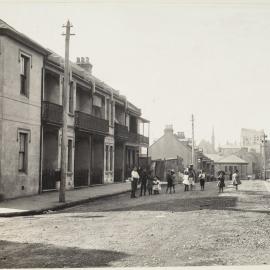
xmin=74 ymin=111 xmax=109 ymax=136
xmin=42 ymin=101 xmax=63 ymax=127
xmin=127 ymin=132 xmax=149 ymax=145
xmin=115 ymin=123 xmax=129 ymax=141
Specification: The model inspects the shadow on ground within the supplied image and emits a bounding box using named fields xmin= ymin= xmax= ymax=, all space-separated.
xmin=0 ymin=240 xmax=129 ymax=268
xmin=52 ymin=196 xmax=239 ymax=214
xmin=101 ymin=196 xmax=238 ymax=212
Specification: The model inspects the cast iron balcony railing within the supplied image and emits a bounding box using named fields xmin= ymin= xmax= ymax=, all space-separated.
xmin=128 ymin=132 xmax=140 ymax=144
xmin=42 ymin=101 xmax=63 ymax=126
xmin=74 ymin=111 xmax=109 ymax=135
xmin=127 ymin=132 xmax=149 ymax=145
xmin=139 ymin=134 xmax=149 ymax=145
xmin=115 ymin=123 xmax=129 ymax=140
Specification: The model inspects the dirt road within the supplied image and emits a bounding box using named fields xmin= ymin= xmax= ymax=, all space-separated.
xmin=0 ymin=180 xmax=270 ymax=267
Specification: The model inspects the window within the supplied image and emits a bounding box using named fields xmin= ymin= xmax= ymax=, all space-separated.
xmin=106 ymin=100 xmax=110 ymax=123
xmin=20 ymin=54 xmax=29 ymax=96
xmin=92 ymin=106 xmax=102 ymax=118
xmin=69 ymin=81 xmax=74 ymax=114
xmin=105 ymin=145 xmax=109 ymax=171
xmin=19 ymin=133 xmax=28 ymax=172
xmin=111 ymin=102 xmax=114 ymax=126
xmin=67 ymin=139 xmax=73 ymax=172
xmin=110 ymin=146 xmax=113 ymax=171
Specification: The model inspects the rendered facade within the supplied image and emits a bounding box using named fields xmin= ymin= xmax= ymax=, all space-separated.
xmin=0 ymin=19 xmax=149 ymax=199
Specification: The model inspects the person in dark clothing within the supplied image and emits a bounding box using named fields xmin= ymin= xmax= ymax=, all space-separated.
xmin=166 ymin=170 xmax=173 ymax=194
xmin=217 ymin=171 xmax=225 ymax=193
xmin=199 ymin=170 xmax=206 ymax=191
xmin=171 ymin=169 xmax=176 ymax=193
xmin=140 ymin=168 xmax=148 ymax=196
xmin=147 ymin=176 xmax=153 ymax=195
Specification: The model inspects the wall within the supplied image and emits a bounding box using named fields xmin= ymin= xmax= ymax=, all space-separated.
xmin=91 ymin=136 xmax=104 ymax=184
xmin=76 ymin=88 xmax=92 ymax=114
xmin=0 ymin=36 xmax=43 ymax=199
xmin=149 ymin=131 xmax=192 ymax=168
xmin=115 ymin=105 xmax=125 ymax=125
xmin=44 ymin=72 xmax=60 ymax=104
xmin=215 ymin=163 xmax=248 ymax=180
xmin=43 ymin=129 xmax=58 ymax=169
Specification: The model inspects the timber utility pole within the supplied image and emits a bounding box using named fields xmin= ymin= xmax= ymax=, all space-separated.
xmin=191 ymin=114 xmax=195 ymax=167
xmin=59 ymin=20 xmax=74 ymax=203
xmin=261 ymin=134 xmax=268 ymax=181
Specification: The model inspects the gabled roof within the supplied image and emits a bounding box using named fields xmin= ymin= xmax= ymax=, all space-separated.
xmin=204 ymin=154 xmax=223 ymax=162
xmin=216 ymin=155 xmax=248 ymax=164
xmin=0 ymin=19 xmax=50 ymax=55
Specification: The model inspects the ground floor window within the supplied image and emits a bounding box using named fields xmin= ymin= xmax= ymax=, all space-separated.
xmin=19 ymin=133 xmax=28 ymax=173
xmin=67 ymin=139 xmax=73 ymax=172
xmin=105 ymin=144 xmax=113 ymax=171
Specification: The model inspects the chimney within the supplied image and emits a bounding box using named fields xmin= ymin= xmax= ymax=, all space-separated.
xmin=164 ymin=124 xmax=173 ymax=135
xmin=76 ymin=56 xmax=93 ymax=74
xmin=177 ymin=132 xmax=185 ymax=139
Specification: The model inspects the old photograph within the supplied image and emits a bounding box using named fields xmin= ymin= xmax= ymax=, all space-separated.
xmin=0 ymin=0 xmax=270 ymax=268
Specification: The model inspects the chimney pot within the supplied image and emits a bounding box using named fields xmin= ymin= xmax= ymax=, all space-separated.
xmin=81 ymin=57 xmax=85 ymax=63
xmin=76 ymin=57 xmax=80 ymax=63
xmin=86 ymin=57 xmax=89 ymax=63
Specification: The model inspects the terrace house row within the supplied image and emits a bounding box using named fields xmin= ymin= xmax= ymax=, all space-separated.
xmin=0 ymin=19 xmax=149 ymax=199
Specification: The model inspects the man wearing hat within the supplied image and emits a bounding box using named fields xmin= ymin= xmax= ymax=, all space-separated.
xmin=171 ymin=169 xmax=176 ymax=193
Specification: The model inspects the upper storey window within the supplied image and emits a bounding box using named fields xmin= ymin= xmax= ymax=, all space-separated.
xmin=20 ymin=54 xmax=30 ymax=97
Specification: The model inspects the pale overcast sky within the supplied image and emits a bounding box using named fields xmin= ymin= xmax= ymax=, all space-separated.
xmin=1 ymin=0 xmax=270 ymax=147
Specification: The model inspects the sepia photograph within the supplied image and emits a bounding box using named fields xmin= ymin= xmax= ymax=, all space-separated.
xmin=0 ymin=0 xmax=270 ymax=268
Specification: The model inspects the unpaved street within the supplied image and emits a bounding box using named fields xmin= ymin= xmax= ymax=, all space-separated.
xmin=0 ymin=180 xmax=270 ymax=267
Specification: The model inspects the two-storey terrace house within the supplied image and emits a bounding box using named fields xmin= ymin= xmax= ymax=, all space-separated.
xmin=0 ymin=19 xmax=149 ymax=199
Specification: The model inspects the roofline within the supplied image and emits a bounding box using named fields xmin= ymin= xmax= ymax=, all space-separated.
xmin=215 ymin=161 xmax=248 ymax=164
xmin=0 ymin=28 xmax=50 ymax=56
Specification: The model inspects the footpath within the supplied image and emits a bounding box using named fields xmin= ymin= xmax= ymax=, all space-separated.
xmin=0 ymin=182 xmax=131 ymax=217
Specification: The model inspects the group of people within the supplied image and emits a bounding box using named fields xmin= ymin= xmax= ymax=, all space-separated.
xmin=217 ymin=169 xmax=241 ymax=193
xmin=130 ymin=167 xmax=161 ymax=198
xmin=166 ymin=169 xmax=177 ymax=194
xmin=130 ymin=165 xmax=242 ymax=198
xmin=182 ymin=164 xmax=199 ymax=191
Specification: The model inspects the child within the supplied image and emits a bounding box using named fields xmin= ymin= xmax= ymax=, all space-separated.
xmin=183 ymin=169 xmax=190 ymax=191
xmin=153 ymin=177 xmax=161 ymax=195
xmin=217 ymin=171 xmax=225 ymax=193
xmin=198 ymin=170 xmax=206 ymax=191
xmin=232 ymin=169 xmax=241 ymax=190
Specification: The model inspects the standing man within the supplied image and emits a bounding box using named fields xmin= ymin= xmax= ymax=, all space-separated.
xmin=131 ymin=167 xmax=140 ymax=198
xmin=171 ymin=169 xmax=176 ymax=193
xmin=199 ymin=170 xmax=206 ymax=191
xmin=140 ymin=168 xmax=148 ymax=196
xmin=166 ymin=169 xmax=173 ymax=194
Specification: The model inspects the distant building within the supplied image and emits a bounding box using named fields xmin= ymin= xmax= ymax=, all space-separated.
xmin=149 ymin=125 xmax=192 ymax=168
xmin=218 ymin=143 xmax=241 ymax=156
xmin=204 ymin=154 xmax=248 ymax=180
xmin=149 ymin=125 xmax=214 ymax=175
xmin=240 ymin=128 xmax=265 ymax=153
xmin=198 ymin=139 xmax=215 ymax=154
xmin=198 ymin=127 xmax=216 ymax=154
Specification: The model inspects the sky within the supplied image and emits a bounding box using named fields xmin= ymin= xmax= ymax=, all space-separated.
xmin=1 ymin=0 xmax=270 ymax=147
